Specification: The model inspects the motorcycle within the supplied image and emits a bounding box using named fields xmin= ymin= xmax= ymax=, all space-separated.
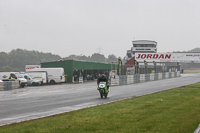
xmin=98 ymin=82 xmax=109 ymax=98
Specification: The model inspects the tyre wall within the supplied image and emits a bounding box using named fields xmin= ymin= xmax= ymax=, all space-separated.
xmin=110 ymin=71 xmax=180 ymax=86
xmin=0 ymin=81 xmax=20 ymax=91
xmin=111 ymin=76 xmax=119 ymax=86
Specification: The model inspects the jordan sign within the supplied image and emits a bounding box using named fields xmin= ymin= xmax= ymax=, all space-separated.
xmin=135 ymin=53 xmax=200 ymax=63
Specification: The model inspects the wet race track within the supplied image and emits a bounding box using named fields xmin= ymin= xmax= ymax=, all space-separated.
xmin=0 ymin=73 xmax=200 ymax=126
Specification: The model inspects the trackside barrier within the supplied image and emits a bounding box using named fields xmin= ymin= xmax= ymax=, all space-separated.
xmin=165 ymin=73 xmax=169 ymax=79
xmin=110 ymin=71 xmax=180 ymax=86
xmin=119 ymin=75 xmax=127 ymax=85
xmin=158 ymin=73 xmax=162 ymax=80
xmin=0 ymin=81 xmax=20 ymax=91
xmin=145 ymin=74 xmax=150 ymax=82
xmin=162 ymin=73 xmax=165 ymax=79
xmin=127 ymin=75 xmax=134 ymax=84
xmin=169 ymin=72 xmax=172 ymax=78
xmin=134 ymin=74 xmax=140 ymax=83
xmin=175 ymin=72 xmax=177 ymax=77
xmin=150 ymin=74 xmax=154 ymax=81
xmin=140 ymin=74 xmax=145 ymax=83
xmin=155 ymin=73 xmax=158 ymax=80
xmin=171 ymin=72 xmax=173 ymax=78
xmin=111 ymin=76 xmax=119 ymax=86
xmin=0 ymin=83 xmax=3 ymax=91
xmin=177 ymin=71 xmax=180 ymax=76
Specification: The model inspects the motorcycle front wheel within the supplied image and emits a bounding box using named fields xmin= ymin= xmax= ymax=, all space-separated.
xmin=100 ymin=90 xmax=103 ymax=98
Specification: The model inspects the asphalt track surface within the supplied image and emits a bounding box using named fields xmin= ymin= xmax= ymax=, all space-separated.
xmin=0 ymin=73 xmax=200 ymax=126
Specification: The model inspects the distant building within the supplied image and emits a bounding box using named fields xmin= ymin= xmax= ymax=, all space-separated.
xmin=41 ymin=59 xmax=118 ymax=83
xmin=126 ymin=40 xmax=157 ymax=60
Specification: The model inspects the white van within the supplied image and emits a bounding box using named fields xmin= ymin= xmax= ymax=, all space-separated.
xmin=0 ymin=72 xmax=27 ymax=88
xmin=20 ymin=73 xmax=41 ymax=86
xmin=26 ymin=71 xmax=48 ymax=84
xmin=30 ymin=68 xmax=65 ymax=84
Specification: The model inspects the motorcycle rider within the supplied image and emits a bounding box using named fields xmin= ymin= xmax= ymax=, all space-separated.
xmin=97 ymin=74 xmax=109 ymax=90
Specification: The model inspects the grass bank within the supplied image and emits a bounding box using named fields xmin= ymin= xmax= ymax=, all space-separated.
xmin=1 ymin=83 xmax=200 ymax=133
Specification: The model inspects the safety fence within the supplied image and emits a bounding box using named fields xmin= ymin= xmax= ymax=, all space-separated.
xmin=110 ymin=71 xmax=180 ymax=86
xmin=0 ymin=81 xmax=20 ymax=91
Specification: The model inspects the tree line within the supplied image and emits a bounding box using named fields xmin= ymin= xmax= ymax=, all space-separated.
xmin=63 ymin=53 xmax=120 ymax=63
xmin=0 ymin=49 xmax=61 ymax=72
xmin=0 ymin=49 xmax=121 ymax=72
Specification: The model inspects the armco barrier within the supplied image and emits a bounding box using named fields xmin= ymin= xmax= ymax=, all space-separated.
xmin=0 ymin=81 xmax=20 ymax=91
xmin=110 ymin=71 xmax=180 ymax=86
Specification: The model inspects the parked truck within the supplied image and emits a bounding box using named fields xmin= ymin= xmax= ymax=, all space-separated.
xmin=25 ymin=71 xmax=48 ymax=84
xmin=29 ymin=68 xmax=65 ymax=84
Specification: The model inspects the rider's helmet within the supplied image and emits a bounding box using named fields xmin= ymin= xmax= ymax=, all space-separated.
xmin=101 ymin=74 xmax=106 ymax=78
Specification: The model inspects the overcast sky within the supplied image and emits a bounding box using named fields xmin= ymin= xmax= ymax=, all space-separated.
xmin=0 ymin=0 xmax=200 ymax=58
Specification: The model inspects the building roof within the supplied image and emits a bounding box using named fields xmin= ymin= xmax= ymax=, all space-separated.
xmin=125 ymin=56 xmax=135 ymax=66
xmin=132 ymin=40 xmax=157 ymax=43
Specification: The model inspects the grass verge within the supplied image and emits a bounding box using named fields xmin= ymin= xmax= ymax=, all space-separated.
xmin=1 ymin=82 xmax=200 ymax=133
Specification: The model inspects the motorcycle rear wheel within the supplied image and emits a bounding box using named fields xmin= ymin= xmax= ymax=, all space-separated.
xmin=105 ymin=93 xmax=108 ymax=98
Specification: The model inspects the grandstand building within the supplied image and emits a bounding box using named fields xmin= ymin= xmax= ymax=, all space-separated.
xmin=126 ymin=40 xmax=157 ymax=60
